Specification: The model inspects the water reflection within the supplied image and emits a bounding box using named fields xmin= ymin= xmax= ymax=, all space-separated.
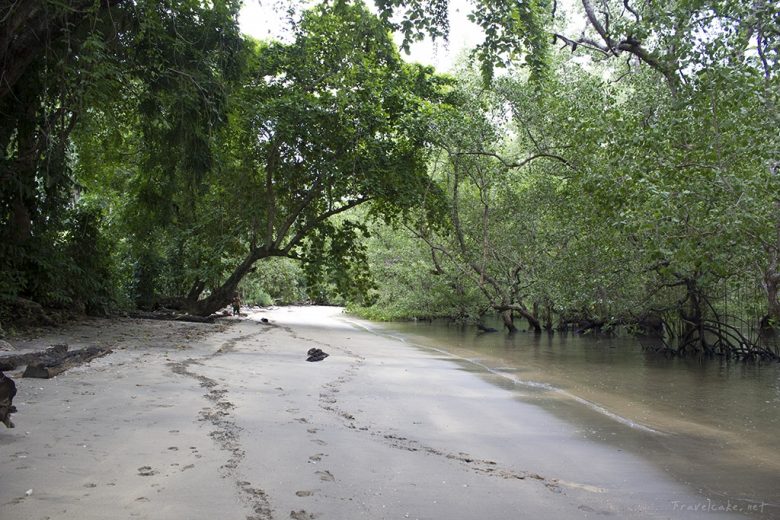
xmin=377 ymin=320 xmax=780 ymax=515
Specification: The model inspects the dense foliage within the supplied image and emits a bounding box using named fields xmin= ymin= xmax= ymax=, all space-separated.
xmin=0 ymin=0 xmax=449 ymax=321
xmin=0 ymin=0 xmax=243 ymax=321
xmin=354 ymin=0 xmax=780 ymax=358
xmin=1 ymin=0 xmax=778 ymax=359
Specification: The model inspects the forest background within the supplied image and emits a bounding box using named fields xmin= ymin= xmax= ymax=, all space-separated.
xmin=1 ymin=0 xmax=778 ymax=358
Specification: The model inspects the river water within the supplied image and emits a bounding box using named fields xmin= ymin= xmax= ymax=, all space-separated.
xmin=371 ymin=320 xmax=780 ymax=517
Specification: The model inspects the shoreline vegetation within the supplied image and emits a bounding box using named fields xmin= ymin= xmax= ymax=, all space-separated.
xmin=346 ymin=304 xmax=780 ymax=362
xmin=1 ymin=307 xmax=772 ymax=519
xmin=3 ymin=298 xmax=778 ymax=363
xmin=2 ymin=0 xmax=779 ymax=366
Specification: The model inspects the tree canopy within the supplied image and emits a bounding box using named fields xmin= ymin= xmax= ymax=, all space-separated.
xmin=1 ymin=0 xmax=778 ymax=360
xmin=167 ymin=1 xmax=451 ymax=315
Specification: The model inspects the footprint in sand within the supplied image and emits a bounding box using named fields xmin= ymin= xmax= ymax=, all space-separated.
xmin=295 ymin=490 xmax=315 ymax=497
xmin=137 ymin=466 xmax=158 ymax=477
xmin=290 ymin=510 xmax=317 ymax=519
xmin=310 ymin=439 xmax=327 ymax=446
xmin=578 ymin=505 xmax=612 ymax=515
xmin=546 ymin=482 xmax=563 ymax=494
xmin=315 ymin=470 xmax=334 ymax=482
xmin=308 ymin=454 xmax=324 ymax=463
xmin=306 ymin=428 xmax=319 ymax=434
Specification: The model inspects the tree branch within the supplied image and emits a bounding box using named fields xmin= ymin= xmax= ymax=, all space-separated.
xmin=581 ymin=0 xmax=615 ymax=52
xmin=553 ymin=33 xmax=611 ymax=55
xmin=622 ymin=0 xmax=640 ymax=22
xmin=559 ymin=0 xmax=680 ymax=94
xmin=281 ymin=196 xmax=371 ymax=254
xmin=451 ymin=150 xmax=576 ymax=172
xmin=273 ymin=175 xmax=324 ymax=248
xmin=263 ymin=139 xmax=281 ymax=249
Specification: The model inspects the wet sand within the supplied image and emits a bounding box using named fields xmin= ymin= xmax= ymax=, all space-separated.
xmin=0 ymin=307 xmax=758 ymax=519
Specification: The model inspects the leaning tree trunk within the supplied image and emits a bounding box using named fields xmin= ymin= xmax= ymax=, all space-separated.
xmin=185 ymin=250 xmax=263 ymax=316
xmin=499 ymin=309 xmax=517 ymax=333
xmin=525 ymin=314 xmax=542 ymax=333
xmin=494 ymin=303 xmax=542 ymax=333
xmin=515 ymin=303 xmax=542 ymax=333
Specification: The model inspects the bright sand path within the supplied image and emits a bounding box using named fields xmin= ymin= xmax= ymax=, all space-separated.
xmin=0 ymin=307 xmax=750 ymax=519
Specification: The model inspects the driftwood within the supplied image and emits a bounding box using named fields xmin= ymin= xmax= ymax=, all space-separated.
xmin=0 ymin=344 xmax=67 ymax=371
xmin=0 ymin=344 xmax=112 ymax=379
xmin=0 ymin=371 xmax=17 ymax=428
xmin=128 ymin=310 xmax=226 ymax=324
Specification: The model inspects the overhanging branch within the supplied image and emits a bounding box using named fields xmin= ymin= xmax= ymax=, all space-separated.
xmin=281 ymin=196 xmax=371 ymax=254
xmin=451 ymin=150 xmax=576 ymax=172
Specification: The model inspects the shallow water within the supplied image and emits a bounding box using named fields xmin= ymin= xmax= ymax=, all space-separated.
xmin=371 ymin=320 xmax=780 ymax=518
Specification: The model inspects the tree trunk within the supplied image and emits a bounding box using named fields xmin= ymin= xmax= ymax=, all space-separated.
xmin=517 ymin=304 xmax=542 ymax=333
xmin=10 ymin=197 xmax=32 ymax=243
xmin=762 ymin=196 xmax=780 ymax=328
xmin=762 ymin=266 xmax=780 ymax=329
xmin=495 ymin=303 xmax=542 ymax=333
xmin=499 ymin=309 xmax=517 ymax=333
xmin=7 ymin=90 xmax=39 ymax=244
xmin=185 ymin=249 xmax=262 ymax=316
xmin=543 ymin=302 xmax=554 ymax=331
xmin=187 ymin=279 xmax=206 ymax=302
xmin=525 ymin=314 xmax=542 ymax=333
xmin=679 ymin=279 xmax=707 ymax=352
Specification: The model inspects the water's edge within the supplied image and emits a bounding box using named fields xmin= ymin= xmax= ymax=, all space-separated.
xmin=342 ymin=314 xmax=780 ymax=517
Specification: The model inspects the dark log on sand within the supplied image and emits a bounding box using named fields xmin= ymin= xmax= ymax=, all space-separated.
xmin=21 ymin=345 xmax=112 ymax=379
xmin=0 ymin=344 xmax=112 ymax=379
xmin=128 ymin=310 xmax=226 ymax=324
xmin=0 ymin=344 xmax=67 ymax=371
xmin=0 ymin=371 xmax=17 ymax=428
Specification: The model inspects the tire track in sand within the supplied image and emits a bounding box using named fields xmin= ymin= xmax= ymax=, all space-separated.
xmin=169 ymin=327 xmax=274 ymax=520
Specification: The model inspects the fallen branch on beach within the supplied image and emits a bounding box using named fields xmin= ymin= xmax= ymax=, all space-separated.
xmin=127 ymin=310 xmax=229 ymax=324
xmin=0 ymin=371 xmax=16 ymax=427
xmin=0 ymin=344 xmax=113 ymax=379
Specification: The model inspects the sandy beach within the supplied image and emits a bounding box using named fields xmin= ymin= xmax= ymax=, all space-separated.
xmin=0 ymin=307 xmax=756 ymax=519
